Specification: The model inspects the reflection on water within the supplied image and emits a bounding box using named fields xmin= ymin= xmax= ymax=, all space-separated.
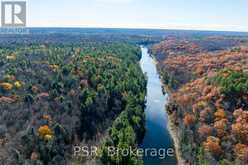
xmin=140 ymin=47 xmax=177 ymax=165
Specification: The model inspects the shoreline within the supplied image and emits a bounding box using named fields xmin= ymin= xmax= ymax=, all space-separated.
xmin=162 ymin=81 xmax=187 ymax=165
xmin=146 ymin=47 xmax=187 ymax=165
xmin=160 ymin=77 xmax=187 ymax=165
xmin=166 ymin=111 xmax=187 ymax=165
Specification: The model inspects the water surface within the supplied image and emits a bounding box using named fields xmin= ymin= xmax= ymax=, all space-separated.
xmin=140 ymin=47 xmax=177 ymax=165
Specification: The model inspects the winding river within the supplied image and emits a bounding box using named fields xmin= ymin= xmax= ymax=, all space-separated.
xmin=140 ymin=47 xmax=177 ymax=165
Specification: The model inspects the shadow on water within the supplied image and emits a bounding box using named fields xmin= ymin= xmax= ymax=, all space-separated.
xmin=140 ymin=46 xmax=177 ymax=165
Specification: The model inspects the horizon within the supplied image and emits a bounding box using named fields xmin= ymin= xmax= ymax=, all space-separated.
xmin=14 ymin=27 xmax=248 ymax=34
xmin=22 ymin=0 xmax=248 ymax=32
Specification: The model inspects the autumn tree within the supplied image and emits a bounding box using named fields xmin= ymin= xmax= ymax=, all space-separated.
xmin=214 ymin=109 xmax=226 ymax=121
xmin=233 ymin=143 xmax=248 ymax=163
xmin=214 ymin=119 xmax=227 ymax=138
xmin=203 ymin=136 xmax=223 ymax=158
xmin=232 ymin=109 xmax=248 ymax=144
xmin=198 ymin=124 xmax=213 ymax=141
xmin=183 ymin=113 xmax=196 ymax=126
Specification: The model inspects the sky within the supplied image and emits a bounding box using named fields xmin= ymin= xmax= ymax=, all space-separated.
xmin=25 ymin=0 xmax=248 ymax=32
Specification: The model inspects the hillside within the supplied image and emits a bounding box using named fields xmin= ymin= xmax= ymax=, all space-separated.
xmin=0 ymin=36 xmax=147 ymax=165
xmin=151 ymin=36 xmax=248 ymax=165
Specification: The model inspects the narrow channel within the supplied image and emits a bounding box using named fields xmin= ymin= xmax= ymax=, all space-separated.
xmin=140 ymin=46 xmax=177 ymax=165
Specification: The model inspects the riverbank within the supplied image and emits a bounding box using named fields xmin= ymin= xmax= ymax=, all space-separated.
xmin=147 ymin=37 xmax=248 ymax=165
xmin=147 ymin=53 xmax=185 ymax=165
xmin=140 ymin=47 xmax=177 ymax=165
xmin=146 ymin=47 xmax=186 ymax=165
xmin=160 ymin=76 xmax=187 ymax=165
xmin=167 ymin=111 xmax=187 ymax=165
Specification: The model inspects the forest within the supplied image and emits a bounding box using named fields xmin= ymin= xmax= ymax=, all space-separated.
xmin=0 ymin=34 xmax=147 ymax=164
xmin=1 ymin=29 xmax=248 ymax=165
xmin=151 ymin=35 xmax=248 ymax=165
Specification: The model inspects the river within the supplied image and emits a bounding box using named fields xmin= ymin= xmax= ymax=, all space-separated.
xmin=140 ymin=47 xmax=177 ymax=165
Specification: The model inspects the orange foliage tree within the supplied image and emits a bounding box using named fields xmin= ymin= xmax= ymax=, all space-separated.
xmin=183 ymin=113 xmax=196 ymax=126
xmin=214 ymin=119 xmax=227 ymax=138
xmin=203 ymin=136 xmax=223 ymax=158
xmin=214 ymin=109 xmax=226 ymax=121
xmin=233 ymin=143 xmax=248 ymax=163
xmin=198 ymin=124 xmax=213 ymax=140
xmin=232 ymin=109 xmax=248 ymax=144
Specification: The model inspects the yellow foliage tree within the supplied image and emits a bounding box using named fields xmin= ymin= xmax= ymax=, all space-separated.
xmin=38 ymin=125 xmax=53 ymax=140
xmin=0 ymin=83 xmax=13 ymax=91
xmin=6 ymin=54 xmax=16 ymax=60
xmin=14 ymin=81 xmax=22 ymax=88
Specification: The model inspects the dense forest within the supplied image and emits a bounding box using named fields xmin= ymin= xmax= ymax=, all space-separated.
xmin=1 ymin=29 xmax=248 ymax=165
xmin=0 ymin=34 xmax=147 ymax=164
xmin=151 ymin=35 xmax=248 ymax=165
